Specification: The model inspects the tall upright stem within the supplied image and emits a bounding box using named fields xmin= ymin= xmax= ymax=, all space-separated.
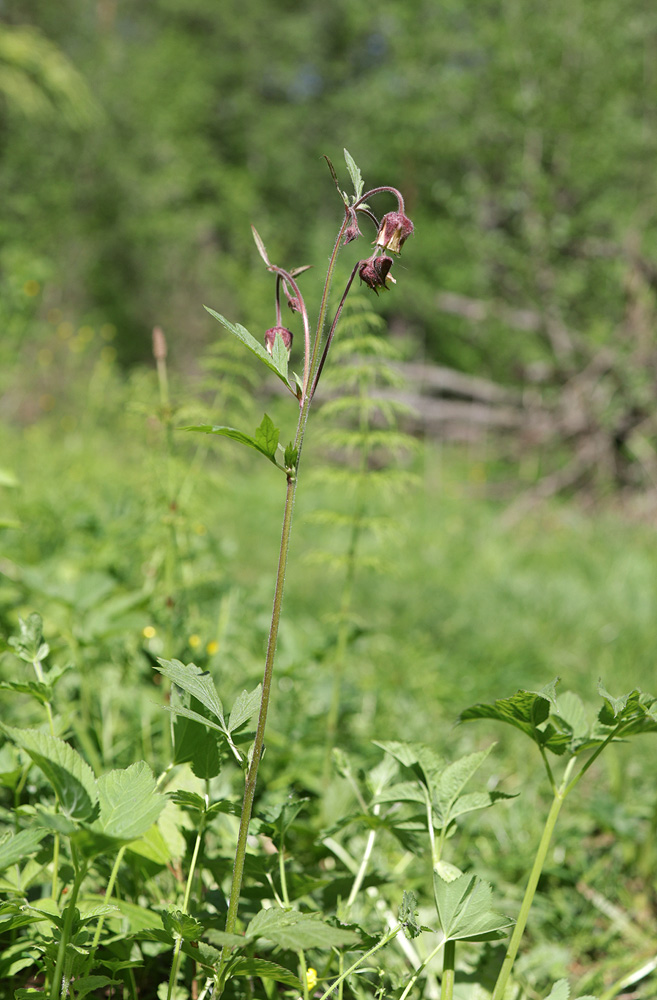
xmin=214 ymin=194 xmax=393 ymax=991
xmin=220 ymin=472 xmax=298 ymax=937
xmin=491 ymin=789 xmax=566 ymax=1000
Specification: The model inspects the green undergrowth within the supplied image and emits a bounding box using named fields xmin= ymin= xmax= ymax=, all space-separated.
xmin=1 ymin=353 xmax=656 ymax=998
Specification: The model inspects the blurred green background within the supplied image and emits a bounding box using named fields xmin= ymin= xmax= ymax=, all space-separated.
xmin=3 ymin=0 xmax=657 ymax=371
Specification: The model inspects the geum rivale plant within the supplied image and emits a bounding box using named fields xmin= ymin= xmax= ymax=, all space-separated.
xmin=163 ymin=150 xmax=417 ymax=994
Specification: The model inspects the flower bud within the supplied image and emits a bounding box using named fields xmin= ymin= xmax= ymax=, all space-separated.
xmin=375 ymin=211 xmax=414 ymax=254
xmin=264 ymin=326 xmax=293 ymax=357
xmin=343 ymin=208 xmax=362 ymax=245
xmin=358 ymin=254 xmax=396 ymax=295
xmin=286 ymin=295 xmax=303 ymax=314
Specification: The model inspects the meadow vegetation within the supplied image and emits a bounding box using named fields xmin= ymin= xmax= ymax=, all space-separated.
xmin=1 ymin=257 xmax=656 ymax=997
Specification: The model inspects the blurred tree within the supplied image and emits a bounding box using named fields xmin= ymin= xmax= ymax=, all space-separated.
xmin=1 ymin=0 xmax=656 ymax=388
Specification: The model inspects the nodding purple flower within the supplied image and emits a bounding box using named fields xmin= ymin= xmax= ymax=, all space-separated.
xmin=375 ymin=211 xmax=414 ymax=254
xmin=265 ymin=326 xmax=293 ymax=357
xmin=343 ymin=208 xmax=362 ymax=245
xmin=358 ymin=254 xmax=396 ymax=295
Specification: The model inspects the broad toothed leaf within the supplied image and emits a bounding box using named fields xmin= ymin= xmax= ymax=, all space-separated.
xmin=154 ymin=659 xmax=225 ymax=723
xmin=246 ymin=908 xmax=360 ymax=950
xmin=1 ymin=726 xmax=98 ymax=821
xmin=91 ymin=762 xmax=165 ymax=842
xmin=433 ymin=872 xmax=513 ymax=942
xmin=459 ymin=682 xmax=572 ymax=755
xmin=254 ymin=414 xmax=280 ymax=458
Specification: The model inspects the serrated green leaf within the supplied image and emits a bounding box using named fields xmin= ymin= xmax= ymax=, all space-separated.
xmin=246 ymin=908 xmax=359 ymax=950
xmin=171 ymin=695 xmax=223 ymax=777
xmin=227 ymin=956 xmax=303 ymax=989
xmin=399 ymin=889 xmax=422 ymax=939
xmin=8 ymin=614 xmax=49 ymax=664
xmin=446 ymin=790 xmax=515 ymax=822
xmin=432 ymin=873 xmax=514 ymax=942
xmin=155 ymin=659 xmax=224 ymax=724
xmin=343 ymin=149 xmax=364 ymax=200
xmin=205 ymin=928 xmax=250 ymax=949
xmin=553 ymin=693 xmax=590 ymax=739
xmin=204 ymin=307 xmax=292 ymax=388
xmin=161 ymin=908 xmax=202 ymax=941
xmin=0 ymin=680 xmax=52 ymax=704
xmin=597 ymin=683 xmax=657 ymax=734
xmin=167 ymin=790 xmax=207 ymax=814
xmin=166 ymin=702 xmax=226 ymax=736
xmin=434 ymin=748 xmax=492 ymax=822
xmin=373 ymin=781 xmax=426 ymax=805
xmin=184 ymin=424 xmax=279 ymax=465
xmin=1 ymin=726 xmax=98 ymax=821
xmin=254 ymin=414 xmax=280 ymax=458
xmin=91 ymin=762 xmax=165 ymax=842
xmin=434 ymin=860 xmax=463 ymax=883
xmin=544 ymin=981 xmax=569 ymax=1000
xmin=61 ymin=977 xmax=119 ymax=999
xmin=260 ymin=797 xmax=310 ymax=838
xmin=459 ymin=684 xmax=572 ymax=755
xmin=228 ymin=686 xmax=261 ymax=733
xmin=373 ymin=741 xmax=419 ymax=768
xmin=0 ymin=827 xmax=48 ymax=872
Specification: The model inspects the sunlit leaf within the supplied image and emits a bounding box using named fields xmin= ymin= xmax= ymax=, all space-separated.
xmin=433 ymin=872 xmax=513 ymax=942
xmin=344 ymin=148 xmax=364 ymax=201
xmin=1 ymin=726 xmax=98 ymax=821
xmin=246 ymin=908 xmax=360 ymax=950
xmin=203 ymin=307 xmax=292 ymax=389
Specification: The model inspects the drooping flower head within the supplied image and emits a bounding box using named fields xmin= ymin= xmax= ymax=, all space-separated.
xmin=358 ymin=254 xmax=396 ymax=295
xmin=375 ymin=211 xmax=414 ymax=254
xmin=264 ymin=326 xmax=293 ymax=357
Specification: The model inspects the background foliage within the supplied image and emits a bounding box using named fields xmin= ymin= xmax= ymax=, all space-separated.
xmin=2 ymin=0 xmax=657 ymax=373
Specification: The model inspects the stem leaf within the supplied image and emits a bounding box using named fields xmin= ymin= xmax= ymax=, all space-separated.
xmin=155 ymin=658 xmax=225 ymax=724
xmin=228 ymin=685 xmax=262 ymax=733
xmin=184 ymin=419 xmax=284 ymax=470
xmin=344 ymin=148 xmax=364 ymax=201
xmin=204 ymin=306 xmax=292 ymax=389
xmin=254 ymin=413 xmax=280 ymax=458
